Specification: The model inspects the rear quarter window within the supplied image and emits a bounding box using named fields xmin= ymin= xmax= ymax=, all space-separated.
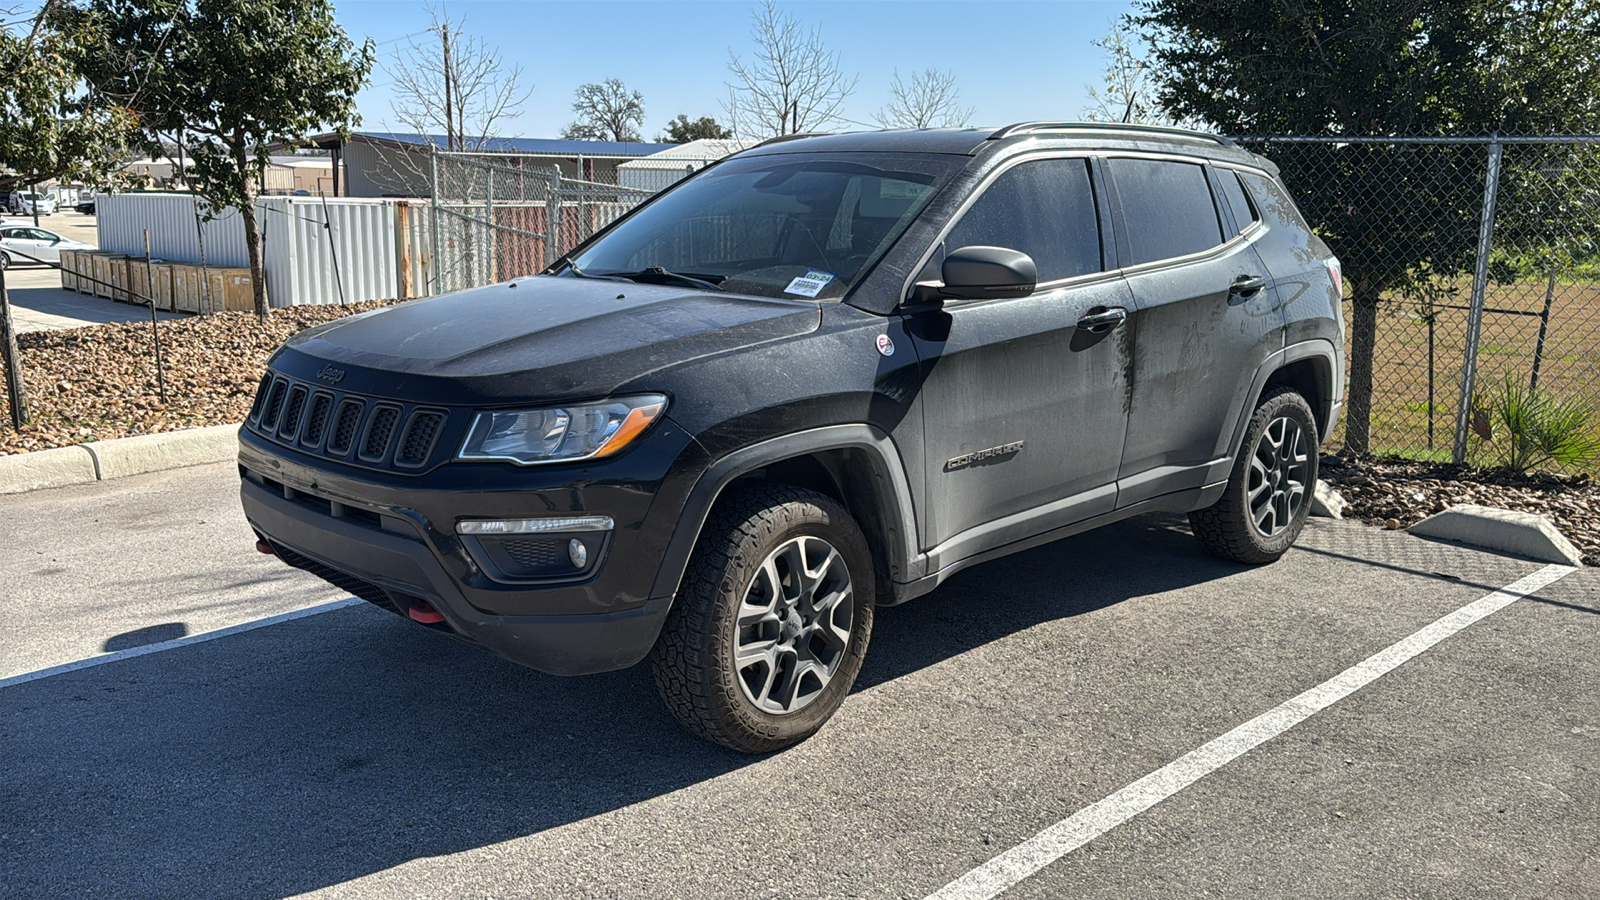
xmin=1108 ymin=158 xmax=1224 ymax=266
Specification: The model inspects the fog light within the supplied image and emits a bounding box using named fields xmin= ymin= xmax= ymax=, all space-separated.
xmin=568 ymin=539 xmax=588 ymax=568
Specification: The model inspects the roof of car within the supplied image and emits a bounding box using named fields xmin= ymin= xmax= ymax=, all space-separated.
xmin=736 ymin=122 xmax=1270 ymax=169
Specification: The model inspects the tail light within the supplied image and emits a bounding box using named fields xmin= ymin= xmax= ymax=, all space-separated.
xmin=1326 ymin=257 xmax=1343 ymax=298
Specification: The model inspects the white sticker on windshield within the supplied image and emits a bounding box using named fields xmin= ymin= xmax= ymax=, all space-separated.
xmin=784 ymin=270 xmax=836 ymax=297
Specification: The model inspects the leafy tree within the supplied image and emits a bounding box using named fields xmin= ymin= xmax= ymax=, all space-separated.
xmin=1137 ymin=0 xmax=1600 ymax=455
xmin=0 ymin=2 xmax=134 ymax=196
xmin=561 ymin=79 xmax=645 ymax=142
xmin=724 ymin=0 xmax=856 ymax=139
xmin=70 ymin=0 xmax=374 ymax=319
xmin=874 ymin=68 xmax=973 ymax=130
xmin=1081 ymin=17 xmax=1180 ymax=126
xmin=660 ymin=114 xmax=732 ymax=143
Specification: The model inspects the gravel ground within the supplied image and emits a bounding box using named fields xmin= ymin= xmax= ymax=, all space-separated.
xmin=0 ymin=301 xmax=397 ymax=455
xmin=1321 ymin=454 xmax=1600 ymax=566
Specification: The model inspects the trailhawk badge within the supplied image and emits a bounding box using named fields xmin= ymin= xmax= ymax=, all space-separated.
xmin=876 ymin=334 xmax=895 ymax=357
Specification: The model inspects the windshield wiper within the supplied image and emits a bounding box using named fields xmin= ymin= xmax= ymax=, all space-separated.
xmin=592 ymin=267 xmax=727 ymax=292
xmin=558 ymin=257 xmax=628 ymax=283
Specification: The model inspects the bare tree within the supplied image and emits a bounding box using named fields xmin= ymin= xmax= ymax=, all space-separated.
xmin=1082 ymin=17 xmax=1166 ymax=125
xmin=874 ymin=68 xmax=974 ymax=129
xmin=561 ymin=79 xmax=645 ymax=142
xmin=386 ymin=4 xmax=531 ymax=151
xmin=723 ymin=0 xmax=856 ymax=139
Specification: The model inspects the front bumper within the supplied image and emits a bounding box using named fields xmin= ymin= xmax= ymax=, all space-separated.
xmin=238 ymin=422 xmax=708 ymax=676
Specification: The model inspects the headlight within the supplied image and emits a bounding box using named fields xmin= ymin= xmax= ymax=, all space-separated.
xmin=457 ymin=395 xmax=666 ymax=465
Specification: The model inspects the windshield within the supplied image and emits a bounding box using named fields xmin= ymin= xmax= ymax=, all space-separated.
xmin=568 ymin=153 xmax=956 ymax=301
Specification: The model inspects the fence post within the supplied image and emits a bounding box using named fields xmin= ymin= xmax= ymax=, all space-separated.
xmin=1451 ymin=136 xmax=1504 ymax=465
xmin=0 ymin=265 xmax=29 ymax=428
xmin=545 ymin=164 xmax=562 ymax=269
xmin=429 ymin=144 xmax=443 ymax=296
xmin=486 ymin=166 xmax=496 ymax=283
xmin=143 ymin=229 xmax=168 ymax=403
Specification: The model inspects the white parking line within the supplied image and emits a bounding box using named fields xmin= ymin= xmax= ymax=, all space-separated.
xmin=0 ymin=598 xmax=364 ymax=689
xmin=925 ymin=563 xmax=1577 ymax=900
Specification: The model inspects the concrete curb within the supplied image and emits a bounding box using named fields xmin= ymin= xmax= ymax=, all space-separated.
xmin=0 ymin=444 xmax=99 ymax=494
xmin=0 ymin=423 xmax=239 ymax=496
xmin=1408 ymin=503 xmax=1584 ymax=566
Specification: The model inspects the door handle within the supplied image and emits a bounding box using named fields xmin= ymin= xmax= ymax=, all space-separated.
xmin=1229 ymin=274 xmax=1267 ymax=296
xmin=1076 ymin=306 xmax=1128 ymax=334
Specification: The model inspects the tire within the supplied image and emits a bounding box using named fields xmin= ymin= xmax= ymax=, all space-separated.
xmin=0 ymin=252 xmax=9 ymax=270
xmin=1189 ymin=385 xmax=1319 ymax=564
xmin=651 ymin=483 xmax=875 ymax=753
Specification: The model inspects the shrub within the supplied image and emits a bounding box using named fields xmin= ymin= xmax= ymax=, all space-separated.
xmin=1475 ymin=375 xmax=1600 ymax=474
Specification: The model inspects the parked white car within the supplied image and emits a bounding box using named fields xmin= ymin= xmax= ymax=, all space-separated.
xmin=7 ymin=191 xmax=57 ymax=216
xmin=0 ymin=225 xmax=93 ymax=268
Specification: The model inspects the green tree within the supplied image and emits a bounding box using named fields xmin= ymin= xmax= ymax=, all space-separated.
xmin=561 ymin=79 xmax=645 ymax=143
xmin=70 ymin=0 xmax=374 ymax=319
xmin=660 ymin=114 xmax=732 ymax=143
xmin=1136 ymin=0 xmax=1600 ymax=455
xmin=0 ymin=2 xmax=134 ymax=196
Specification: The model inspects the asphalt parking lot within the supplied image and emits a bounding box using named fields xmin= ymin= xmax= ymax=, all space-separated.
xmin=2 ymin=461 xmax=1596 ymax=899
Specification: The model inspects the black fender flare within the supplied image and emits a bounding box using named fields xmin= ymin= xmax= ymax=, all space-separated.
xmin=648 ymin=424 xmax=922 ymax=600
xmin=1221 ymin=339 xmax=1342 ymax=471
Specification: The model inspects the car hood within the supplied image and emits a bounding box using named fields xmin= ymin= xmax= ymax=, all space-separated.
xmin=271 ymin=275 xmax=822 ymax=405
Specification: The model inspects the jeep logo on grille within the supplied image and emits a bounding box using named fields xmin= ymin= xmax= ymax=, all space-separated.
xmin=316 ymin=365 xmax=346 ymax=385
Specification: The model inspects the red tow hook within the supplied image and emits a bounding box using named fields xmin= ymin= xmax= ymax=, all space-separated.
xmin=408 ymin=602 xmax=445 ymax=624
xmin=255 ymin=539 xmax=276 ymax=555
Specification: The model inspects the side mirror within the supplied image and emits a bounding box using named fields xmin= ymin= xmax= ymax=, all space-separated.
xmin=921 ymin=245 xmax=1037 ymax=304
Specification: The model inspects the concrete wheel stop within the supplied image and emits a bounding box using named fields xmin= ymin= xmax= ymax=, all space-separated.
xmin=1407 ymin=503 xmax=1584 ymax=566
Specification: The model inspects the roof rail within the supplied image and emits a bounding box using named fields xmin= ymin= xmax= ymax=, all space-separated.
xmin=750 ymin=132 xmax=833 ymax=149
xmin=988 ymin=122 xmax=1237 ymax=148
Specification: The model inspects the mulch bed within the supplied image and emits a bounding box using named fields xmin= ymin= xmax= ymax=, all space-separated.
xmin=2 ymin=307 xmax=1596 ymax=566
xmin=0 ymin=301 xmax=398 ymax=455
xmin=1320 ymin=455 xmax=1599 ymax=566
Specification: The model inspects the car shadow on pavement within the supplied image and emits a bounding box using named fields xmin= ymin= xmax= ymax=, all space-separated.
xmin=1 ymin=513 xmax=1240 ymax=900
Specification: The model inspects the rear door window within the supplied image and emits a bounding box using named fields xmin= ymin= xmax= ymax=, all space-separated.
xmin=1108 ymin=158 xmax=1224 ymax=265
xmin=944 ymin=158 xmax=1102 ymax=283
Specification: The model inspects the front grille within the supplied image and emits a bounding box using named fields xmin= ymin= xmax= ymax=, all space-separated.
xmin=395 ymin=411 xmax=445 ymax=466
xmin=302 ymin=393 xmax=333 ymax=447
xmin=260 ymin=380 xmax=288 ymax=431
xmin=249 ymin=373 xmax=272 ymax=421
xmin=361 ymin=406 xmax=401 ymax=461
xmin=245 ymin=374 xmax=452 ymax=472
xmin=327 ymin=399 xmax=364 ymax=455
xmin=279 ymin=386 xmax=309 ymax=440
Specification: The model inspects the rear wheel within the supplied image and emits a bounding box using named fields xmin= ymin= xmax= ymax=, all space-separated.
xmin=651 ymin=483 xmax=874 ymax=753
xmin=1189 ymin=386 xmax=1319 ymax=564
xmin=0 ymin=252 xmax=9 ymax=270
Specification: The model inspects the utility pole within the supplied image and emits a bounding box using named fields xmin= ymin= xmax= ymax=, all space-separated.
xmin=441 ymin=24 xmax=455 ymax=151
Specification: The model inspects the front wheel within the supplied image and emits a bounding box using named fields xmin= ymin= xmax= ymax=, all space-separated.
xmin=1189 ymin=386 xmax=1319 ymax=564
xmin=0 ymin=252 xmax=9 ymax=270
xmin=651 ymin=483 xmax=874 ymax=753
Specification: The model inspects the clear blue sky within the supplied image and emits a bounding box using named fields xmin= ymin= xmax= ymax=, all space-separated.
xmin=333 ymin=0 xmax=1135 ymax=140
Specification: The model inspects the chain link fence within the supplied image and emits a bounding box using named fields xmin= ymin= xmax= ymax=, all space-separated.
xmin=1241 ymin=136 xmax=1600 ymax=472
xmin=426 ymin=149 xmax=656 ymax=295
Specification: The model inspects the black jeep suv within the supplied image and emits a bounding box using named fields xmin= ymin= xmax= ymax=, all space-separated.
xmin=239 ymin=123 xmax=1344 ymax=752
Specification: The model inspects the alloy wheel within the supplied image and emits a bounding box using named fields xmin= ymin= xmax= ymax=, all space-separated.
xmin=1247 ymin=415 xmax=1309 ymax=537
xmin=733 ymin=535 xmax=854 ymax=715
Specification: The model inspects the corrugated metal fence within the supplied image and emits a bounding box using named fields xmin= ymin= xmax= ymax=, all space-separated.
xmin=97 ymin=193 xmax=452 ymax=307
